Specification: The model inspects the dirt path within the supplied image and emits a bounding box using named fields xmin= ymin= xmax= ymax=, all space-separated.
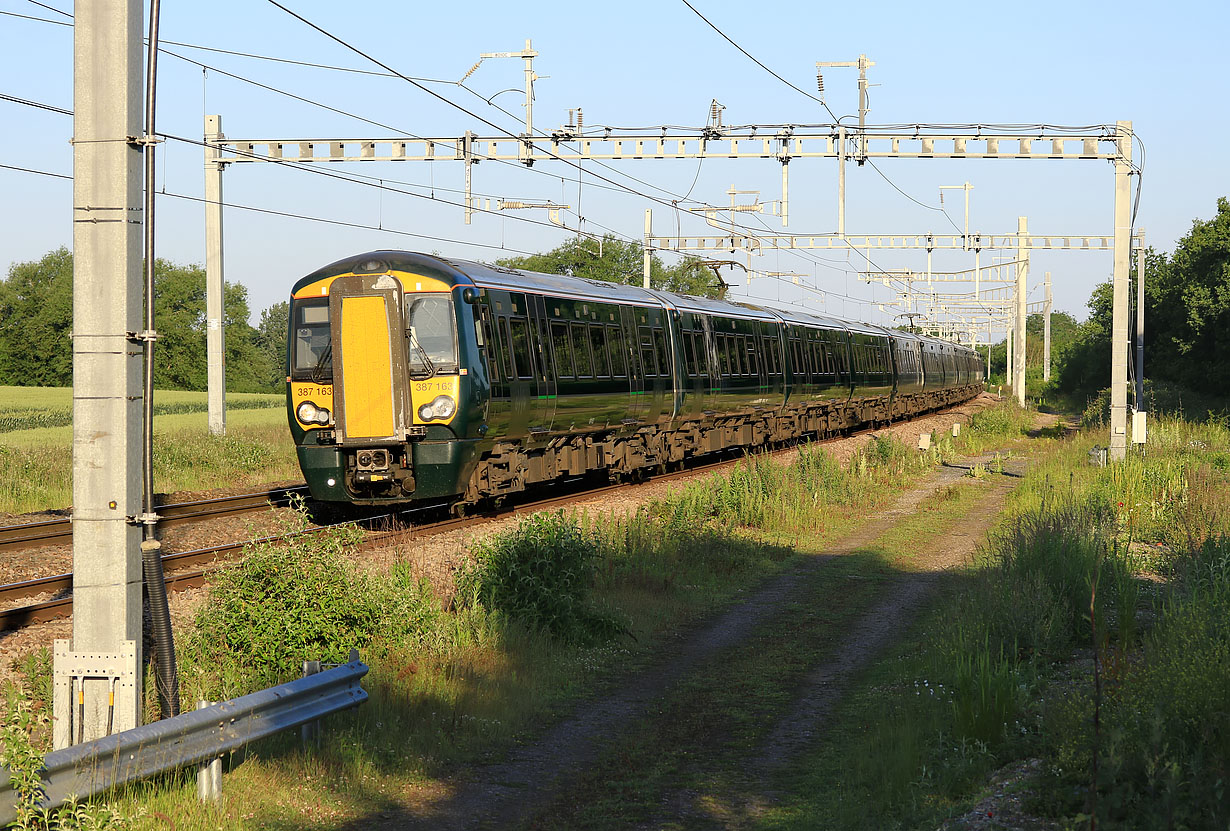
xmin=355 ymin=445 xmax=1029 ymax=830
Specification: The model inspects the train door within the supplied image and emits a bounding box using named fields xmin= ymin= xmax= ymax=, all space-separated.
xmin=527 ymin=294 xmax=556 ymax=432
xmin=326 ymin=273 xmax=409 ymax=447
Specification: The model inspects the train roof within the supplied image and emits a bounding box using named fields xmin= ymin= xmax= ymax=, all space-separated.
xmin=293 ymin=252 xmax=979 ymax=355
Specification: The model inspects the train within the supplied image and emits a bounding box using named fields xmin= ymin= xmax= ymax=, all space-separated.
xmin=286 ymin=250 xmax=984 ymax=508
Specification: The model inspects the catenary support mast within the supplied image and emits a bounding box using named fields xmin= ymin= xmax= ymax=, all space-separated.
xmin=58 ymin=0 xmax=144 ymax=747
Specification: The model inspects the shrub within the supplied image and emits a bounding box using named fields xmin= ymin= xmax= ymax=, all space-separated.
xmin=456 ymin=511 xmax=627 ymax=645
xmin=188 ymin=515 xmax=374 ymax=695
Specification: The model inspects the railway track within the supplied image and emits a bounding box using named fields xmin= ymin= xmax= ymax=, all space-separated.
xmin=0 ymin=486 xmax=309 ymax=553
xmin=0 ymin=449 xmax=787 ymax=633
xmin=0 ymin=400 xmax=986 ymax=634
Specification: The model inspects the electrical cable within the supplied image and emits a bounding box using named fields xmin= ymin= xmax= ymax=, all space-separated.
xmin=0 ymin=160 xmax=541 ymax=256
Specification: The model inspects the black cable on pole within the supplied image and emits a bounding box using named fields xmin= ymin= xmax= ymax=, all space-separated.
xmin=139 ymin=0 xmax=181 ymax=722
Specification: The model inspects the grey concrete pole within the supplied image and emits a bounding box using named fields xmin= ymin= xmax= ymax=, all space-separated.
xmin=1043 ymin=271 xmax=1052 ymax=383
xmin=837 ymin=126 xmax=846 ymax=237
xmin=62 ymin=0 xmax=144 ymax=744
xmin=204 ymin=115 xmax=226 ymax=435
xmin=1109 ymin=122 xmax=1133 ymax=461
xmin=643 ymin=209 xmax=652 ymax=290
xmin=1014 ymin=217 xmax=1028 ymax=405
xmin=1006 ymin=323 xmax=1012 ymax=385
xmin=1135 ymin=233 xmax=1145 ymax=411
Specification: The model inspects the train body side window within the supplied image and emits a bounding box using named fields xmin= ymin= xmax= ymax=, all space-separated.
xmin=606 ymin=325 xmax=627 ymax=377
xmin=652 ymin=328 xmax=668 ymax=377
xmin=572 ymin=322 xmax=593 ymax=377
xmin=478 ymin=311 xmax=500 ymax=385
xmin=719 ymin=335 xmax=731 ymax=376
xmin=498 ymin=318 xmax=515 ymax=380
xmin=638 ymin=327 xmax=657 ymax=377
xmin=589 ymin=325 xmax=610 ymax=377
xmin=684 ymin=332 xmax=698 ymax=377
xmin=508 ymin=317 xmax=533 ymax=379
xmin=551 ymin=321 xmax=573 ymax=379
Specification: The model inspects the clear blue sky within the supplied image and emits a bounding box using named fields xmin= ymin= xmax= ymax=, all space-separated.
xmin=2 ymin=0 xmax=1227 ymax=337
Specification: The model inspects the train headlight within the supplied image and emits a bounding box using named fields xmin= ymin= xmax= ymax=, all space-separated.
xmin=418 ymin=395 xmax=456 ymax=421
xmin=297 ymin=401 xmax=332 ymax=425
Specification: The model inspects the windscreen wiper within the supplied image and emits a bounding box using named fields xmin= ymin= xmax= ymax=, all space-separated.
xmin=407 ymin=330 xmax=436 ymax=379
xmin=311 ymin=342 xmax=332 ymax=384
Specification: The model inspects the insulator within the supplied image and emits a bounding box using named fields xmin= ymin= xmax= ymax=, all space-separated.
xmin=816 ymin=71 xmax=825 ymax=94
xmin=576 ymin=108 xmax=583 ymax=135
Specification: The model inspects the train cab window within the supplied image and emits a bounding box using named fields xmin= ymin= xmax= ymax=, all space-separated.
xmin=292 ymin=300 xmax=331 ymax=380
xmin=405 ymin=294 xmax=458 ymax=375
xmin=588 ymin=325 xmax=610 ymax=377
xmin=572 ymin=322 xmax=593 ymax=377
xmin=551 ymin=321 xmax=574 ymax=379
xmin=508 ymin=317 xmax=534 ymax=379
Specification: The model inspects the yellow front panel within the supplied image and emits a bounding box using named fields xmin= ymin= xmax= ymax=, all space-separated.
xmin=341 ymin=295 xmax=396 ymax=439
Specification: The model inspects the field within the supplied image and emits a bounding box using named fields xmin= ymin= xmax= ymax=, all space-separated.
xmin=0 ymin=386 xmax=300 ymax=515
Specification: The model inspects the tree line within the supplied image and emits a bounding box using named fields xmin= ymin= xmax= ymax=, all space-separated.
xmin=1053 ymin=197 xmax=1230 ymax=409
xmin=0 ymin=237 xmax=720 ymax=394
xmin=0 ymin=247 xmax=288 ymax=392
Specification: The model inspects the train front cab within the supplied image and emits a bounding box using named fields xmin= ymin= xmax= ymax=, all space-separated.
xmin=288 ymin=260 xmax=484 ymax=504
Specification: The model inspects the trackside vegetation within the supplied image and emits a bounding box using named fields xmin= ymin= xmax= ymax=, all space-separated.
xmin=761 ymin=415 xmax=1230 ymax=830
xmin=1 ymin=402 xmax=1032 ymax=829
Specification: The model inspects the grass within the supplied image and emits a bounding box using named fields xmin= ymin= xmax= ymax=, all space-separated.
xmin=2 ymin=400 xmax=1040 ymax=829
xmin=755 ymin=413 xmax=1230 ymax=830
xmin=0 ymin=388 xmax=296 ymax=514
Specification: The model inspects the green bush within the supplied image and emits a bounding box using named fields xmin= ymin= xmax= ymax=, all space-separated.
xmin=188 ymin=515 xmax=375 ymax=695
xmin=456 ymin=511 xmax=627 ymax=645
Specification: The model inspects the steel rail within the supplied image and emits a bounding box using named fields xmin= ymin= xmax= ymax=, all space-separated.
xmin=0 ymin=397 xmax=986 ymax=633
xmin=0 ymin=485 xmax=309 ymax=553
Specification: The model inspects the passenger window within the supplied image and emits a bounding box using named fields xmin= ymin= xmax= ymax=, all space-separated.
xmin=606 ymin=325 xmax=627 ymax=377
xmin=499 ymin=318 xmax=515 ymax=380
xmin=480 ymin=313 xmax=500 ymax=385
xmin=684 ymin=332 xmax=698 ymax=377
xmin=638 ymin=328 xmax=657 ymax=377
xmin=572 ymin=322 xmax=593 ymax=377
xmin=509 ymin=317 xmax=533 ymax=379
xmin=719 ymin=335 xmax=731 ymax=376
xmin=589 ymin=325 xmax=610 ymax=377
xmin=551 ymin=321 xmax=573 ymax=379
xmin=649 ymin=329 xmax=665 ymax=376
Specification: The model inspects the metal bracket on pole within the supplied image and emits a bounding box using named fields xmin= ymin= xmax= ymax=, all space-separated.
xmin=53 ymin=640 xmax=138 ymax=749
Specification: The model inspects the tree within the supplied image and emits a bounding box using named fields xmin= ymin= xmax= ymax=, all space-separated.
xmin=0 ymin=249 xmax=273 ymax=391
xmin=255 ymin=301 xmax=289 ymax=390
xmin=496 ymin=235 xmax=727 ymax=299
xmin=1055 ymin=197 xmax=1230 ymax=402
xmin=0 ymin=247 xmax=74 ymax=385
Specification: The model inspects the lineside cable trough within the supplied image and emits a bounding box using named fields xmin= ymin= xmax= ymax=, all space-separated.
xmin=0 ymin=651 xmax=368 ymax=823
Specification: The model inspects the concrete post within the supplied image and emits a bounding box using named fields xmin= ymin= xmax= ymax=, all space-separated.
xmin=1005 ymin=322 xmax=1012 ymax=387
xmin=1135 ymin=232 xmax=1145 ymax=411
xmin=643 ymin=209 xmax=652 ymax=290
xmin=1109 ymin=121 xmax=1133 ymax=461
xmin=1014 ymin=216 xmax=1028 ymax=406
xmin=836 ymin=126 xmax=846 ymax=237
xmin=1043 ymin=271 xmax=1052 ymax=383
xmin=204 ymin=115 xmax=226 ymax=435
xmin=60 ymin=0 xmax=145 ymax=745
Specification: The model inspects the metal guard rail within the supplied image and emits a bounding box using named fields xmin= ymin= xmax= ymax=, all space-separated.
xmin=0 ymin=654 xmax=368 ymax=823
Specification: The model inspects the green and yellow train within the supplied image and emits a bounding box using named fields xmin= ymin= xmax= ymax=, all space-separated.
xmin=287 ymin=250 xmax=984 ymax=507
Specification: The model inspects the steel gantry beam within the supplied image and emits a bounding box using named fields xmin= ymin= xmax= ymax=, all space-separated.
xmin=206 ymin=118 xmax=1138 ymax=457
